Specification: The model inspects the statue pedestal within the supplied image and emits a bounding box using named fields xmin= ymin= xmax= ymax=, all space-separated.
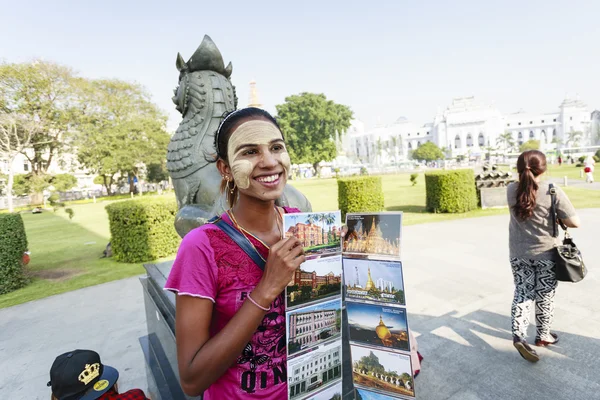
xmin=480 ymin=187 xmax=509 ymax=209
xmin=139 ymin=261 xmax=201 ymax=400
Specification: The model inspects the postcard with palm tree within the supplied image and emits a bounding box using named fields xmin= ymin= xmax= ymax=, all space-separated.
xmin=283 ymin=211 xmax=343 ymax=260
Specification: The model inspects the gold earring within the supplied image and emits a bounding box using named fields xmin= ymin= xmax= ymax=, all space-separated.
xmin=229 ymin=180 xmax=236 ymax=194
xmin=224 ymin=177 xmax=231 ymax=193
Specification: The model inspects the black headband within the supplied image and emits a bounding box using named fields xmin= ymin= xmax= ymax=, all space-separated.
xmin=215 ymin=109 xmax=243 ymax=157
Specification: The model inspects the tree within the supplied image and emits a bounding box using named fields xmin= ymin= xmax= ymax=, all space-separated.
xmin=75 ymin=79 xmax=170 ymax=195
xmin=0 ymin=61 xmax=85 ymax=176
xmin=147 ymin=162 xmax=169 ymax=183
xmin=0 ymin=113 xmax=40 ymax=211
xmin=50 ymin=173 xmax=77 ymax=192
xmin=276 ymin=93 xmax=353 ymax=171
xmin=411 ymin=142 xmax=444 ymax=162
xmin=519 ymin=140 xmax=540 ymax=152
xmin=496 ymin=131 xmax=515 ymax=153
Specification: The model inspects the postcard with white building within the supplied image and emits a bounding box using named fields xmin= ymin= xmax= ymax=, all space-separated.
xmin=351 ymin=344 xmax=415 ymax=398
xmin=288 ymin=340 xmax=343 ymax=400
xmin=286 ymin=298 xmax=342 ymax=357
xmin=344 ymin=213 xmax=402 ymax=258
xmin=286 ymin=255 xmax=343 ymax=310
xmin=343 ymin=259 xmax=405 ymax=306
xmin=283 ymin=211 xmax=343 ymax=260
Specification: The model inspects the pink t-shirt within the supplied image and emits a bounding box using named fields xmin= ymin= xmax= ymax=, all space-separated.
xmin=165 ymin=208 xmax=300 ymax=400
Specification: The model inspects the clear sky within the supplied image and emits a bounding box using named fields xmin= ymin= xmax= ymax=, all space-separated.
xmin=2 ymin=0 xmax=598 ymax=132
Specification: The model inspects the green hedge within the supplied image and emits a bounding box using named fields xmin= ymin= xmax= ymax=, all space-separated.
xmin=0 ymin=213 xmax=29 ymax=294
xmin=106 ymin=198 xmax=181 ymax=263
xmin=337 ymin=176 xmax=385 ymax=219
xmin=425 ymin=169 xmax=477 ymax=213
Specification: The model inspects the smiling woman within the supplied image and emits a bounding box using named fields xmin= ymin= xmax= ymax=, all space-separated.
xmin=164 ymin=107 xmax=306 ymax=399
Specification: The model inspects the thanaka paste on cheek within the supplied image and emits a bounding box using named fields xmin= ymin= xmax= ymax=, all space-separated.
xmin=226 ymin=120 xmax=289 ymax=189
xmin=231 ymin=160 xmax=253 ymax=189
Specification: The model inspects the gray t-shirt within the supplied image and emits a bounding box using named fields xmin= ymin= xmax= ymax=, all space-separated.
xmin=507 ymin=181 xmax=577 ymax=260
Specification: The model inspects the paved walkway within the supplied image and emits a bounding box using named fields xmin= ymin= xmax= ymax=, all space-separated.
xmin=1 ymin=210 xmax=599 ymax=399
xmin=0 ymin=278 xmax=148 ymax=399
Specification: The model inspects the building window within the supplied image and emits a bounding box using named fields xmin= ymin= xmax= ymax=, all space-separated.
xmin=518 ymin=122 xmax=521 ymax=126
xmin=529 ymin=121 xmax=533 ymax=124
xmin=417 ymin=141 xmax=421 ymax=147
xmin=518 ymin=132 xmax=523 ymax=139
xmin=454 ymin=135 xmax=461 ymax=149
xmin=408 ymin=133 xmax=411 ymax=137
xmin=466 ymin=134 xmax=473 ymax=147
xmin=553 ymin=129 xmax=557 ymax=137
xmin=23 ymin=162 xmax=29 ymax=172
xmin=507 ymin=123 xmax=510 ymax=127
xmin=541 ymin=120 xmax=544 ymax=123
xmin=478 ymin=133 xmax=485 ymax=146
xmin=427 ymin=131 xmax=430 ymax=135
xmin=553 ymin=118 xmax=557 ymax=122
xmin=570 ymin=116 xmax=573 ymax=121
xmin=541 ymin=130 xmax=546 ymax=142
xmin=529 ymin=131 xmax=534 ymax=139
xmin=417 ymin=132 xmax=420 ymax=136
xmin=408 ymin=142 xmax=412 ymax=150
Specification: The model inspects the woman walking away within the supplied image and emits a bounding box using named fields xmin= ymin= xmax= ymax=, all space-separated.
xmin=507 ymin=150 xmax=580 ymax=362
xmin=584 ymin=155 xmax=595 ymax=183
xmin=165 ymin=107 xmax=305 ymax=398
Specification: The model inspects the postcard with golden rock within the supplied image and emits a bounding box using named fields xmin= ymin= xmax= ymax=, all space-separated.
xmin=344 ymin=213 xmax=402 ymax=258
xmin=346 ymin=301 xmax=410 ymax=352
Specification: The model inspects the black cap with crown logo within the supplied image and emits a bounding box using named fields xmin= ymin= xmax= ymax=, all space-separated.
xmin=48 ymin=350 xmax=119 ymax=400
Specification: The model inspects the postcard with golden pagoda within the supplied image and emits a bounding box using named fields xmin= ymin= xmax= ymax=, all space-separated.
xmin=342 ymin=259 xmax=405 ymax=306
xmin=283 ymin=211 xmax=343 ymax=260
xmin=344 ymin=213 xmax=402 ymax=258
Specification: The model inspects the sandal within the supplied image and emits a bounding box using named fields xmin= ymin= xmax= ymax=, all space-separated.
xmin=513 ymin=336 xmax=540 ymax=363
xmin=535 ymin=333 xmax=559 ymax=347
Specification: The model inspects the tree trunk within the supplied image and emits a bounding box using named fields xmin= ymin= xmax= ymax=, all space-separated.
xmin=7 ymin=158 xmax=14 ymax=213
xmin=136 ymin=174 xmax=143 ymax=196
xmin=129 ymin=173 xmax=135 ymax=194
xmin=102 ymin=175 xmax=113 ymax=196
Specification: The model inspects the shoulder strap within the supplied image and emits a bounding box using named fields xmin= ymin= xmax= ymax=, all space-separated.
xmin=208 ymin=216 xmax=266 ymax=271
xmin=549 ymin=183 xmax=558 ymax=238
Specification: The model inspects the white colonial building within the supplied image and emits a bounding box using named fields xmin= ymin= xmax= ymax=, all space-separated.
xmin=346 ymin=96 xmax=598 ymax=165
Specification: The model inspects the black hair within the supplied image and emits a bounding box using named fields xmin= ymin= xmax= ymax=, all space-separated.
xmin=213 ymin=107 xmax=282 ymax=162
xmin=210 ymin=107 xmax=283 ymax=208
xmin=513 ymin=150 xmax=547 ymax=220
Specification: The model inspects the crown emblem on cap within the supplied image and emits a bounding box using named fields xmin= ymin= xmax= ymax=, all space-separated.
xmin=78 ymin=363 xmax=100 ymax=385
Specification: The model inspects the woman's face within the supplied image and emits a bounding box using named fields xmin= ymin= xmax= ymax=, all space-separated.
xmin=225 ymin=118 xmax=291 ymax=202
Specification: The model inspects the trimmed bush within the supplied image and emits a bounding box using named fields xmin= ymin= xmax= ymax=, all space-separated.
xmin=106 ymin=198 xmax=180 ymax=263
xmin=425 ymin=169 xmax=477 ymax=213
xmin=337 ymin=176 xmax=385 ymax=219
xmin=0 ymin=213 xmax=29 ymax=294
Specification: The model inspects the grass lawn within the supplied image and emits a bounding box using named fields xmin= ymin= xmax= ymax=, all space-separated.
xmin=289 ymin=172 xmax=600 ymax=225
xmin=0 ymin=199 xmax=174 ymax=309
xmin=2 ymin=173 xmax=598 ymax=309
xmin=546 ymin=164 xmax=588 ymax=182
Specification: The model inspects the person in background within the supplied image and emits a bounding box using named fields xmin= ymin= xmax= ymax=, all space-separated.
xmin=584 ymin=155 xmax=595 ymax=183
xmin=557 ymin=155 xmax=562 ymax=166
xmin=48 ymin=349 xmax=150 ymax=400
xmin=507 ymin=150 xmax=580 ymax=362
